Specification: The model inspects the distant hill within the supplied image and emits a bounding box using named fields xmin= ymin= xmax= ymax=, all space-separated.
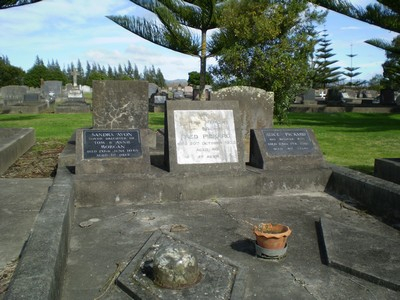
xmin=165 ymin=79 xmax=188 ymax=87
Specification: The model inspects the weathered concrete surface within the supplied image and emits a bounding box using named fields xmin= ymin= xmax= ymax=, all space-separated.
xmin=0 ymin=128 xmax=35 ymax=175
xmin=4 ymin=168 xmax=73 ymax=300
xmin=0 ymin=178 xmax=52 ymax=272
xmin=319 ymin=217 xmax=400 ymax=291
xmin=62 ymin=191 xmax=399 ymax=299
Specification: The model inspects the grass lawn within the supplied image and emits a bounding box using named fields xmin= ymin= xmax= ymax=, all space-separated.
xmin=0 ymin=112 xmax=399 ymax=174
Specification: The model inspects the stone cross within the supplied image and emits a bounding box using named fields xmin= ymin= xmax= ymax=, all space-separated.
xmin=71 ymin=68 xmax=79 ymax=87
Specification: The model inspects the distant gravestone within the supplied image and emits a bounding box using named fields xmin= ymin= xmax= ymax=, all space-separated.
xmin=303 ymin=88 xmax=315 ymax=104
xmin=380 ymin=89 xmax=395 ymax=105
xmin=42 ymin=81 xmax=62 ymax=97
xmin=75 ymin=128 xmax=150 ymax=174
xmin=1 ymin=85 xmax=28 ymax=104
xmin=250 ymin=128 xmax=326 ymax=171
xmin=211 ymin=86 xmax=274 ymax=162
xmin=23 ymin=93 xmax=40 ymax=103
xmin=164 ymin=100 xmax=245 ymax=174
xmin=92 ymin=80 xmax=149 ymax=129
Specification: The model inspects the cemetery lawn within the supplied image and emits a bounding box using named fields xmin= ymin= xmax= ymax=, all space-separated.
xmin=0 ymin=112 xmax=399 ymax=177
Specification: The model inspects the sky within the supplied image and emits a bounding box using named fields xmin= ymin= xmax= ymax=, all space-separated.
xmin=0 ymin=0 xmax=398 ymax=81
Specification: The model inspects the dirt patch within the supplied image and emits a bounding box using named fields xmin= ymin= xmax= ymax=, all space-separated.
xmin=0 ymin=259 xmax=18 ymax=296
xmin=1 ymin=141 xmax=64 ymax=178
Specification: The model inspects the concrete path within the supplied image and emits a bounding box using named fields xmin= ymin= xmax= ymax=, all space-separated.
xmin=0 ymin=178 xmax=52 ymax=297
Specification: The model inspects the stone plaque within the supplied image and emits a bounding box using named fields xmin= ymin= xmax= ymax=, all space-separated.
xmin=249 ymin=128 xmax=325 ymax=171
xmin=75 ymin=129 xmax=150 ymax=174
xmin=165 ymin=100 xmax=245 ymax=174
xmin=174 ymin=110 xmax=238 ymax=164
xmin=263 ymin=129 xmax=314 ymax=156
xmin=83 ymin=129 xmax=142 ymax=159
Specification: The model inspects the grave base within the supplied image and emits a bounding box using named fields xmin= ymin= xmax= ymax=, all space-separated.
xmin=73 ymin=166 xmax=331 ymax=207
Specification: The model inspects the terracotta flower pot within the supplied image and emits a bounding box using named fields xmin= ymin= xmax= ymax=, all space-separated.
xmin=253 ymin=223 xmax=292 ymax=250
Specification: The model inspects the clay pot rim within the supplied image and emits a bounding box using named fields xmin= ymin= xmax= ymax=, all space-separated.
xmin=253 ymin=223 xmax=292 ymax=239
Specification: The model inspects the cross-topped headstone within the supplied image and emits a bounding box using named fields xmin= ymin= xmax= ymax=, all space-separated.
xmin=71 ymin=68 xmax=79 ymax=87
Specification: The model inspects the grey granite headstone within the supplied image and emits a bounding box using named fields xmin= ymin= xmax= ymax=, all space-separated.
xmin=42 ymin=81 xmax=62 ymax=97
xmin=250 ymin=128 xmax=326 ymax=171
xmin=164 ymin=100 xmax=245 ymax=174
xmin=92 ymin=80 xmax=149 ymax=129
xmin=211 ymin=86 xmax=274 ymax=162
xmin=75 ymin=128 xmax=150 ymax=174
xmin=23 ymin=93 xmax=40 ymax=103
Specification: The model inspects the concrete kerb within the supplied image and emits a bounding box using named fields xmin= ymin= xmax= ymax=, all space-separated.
xmin=4 ymin=167 xmax=74 ymax=300
xmin=325 ymin=164 xmax=400 ymax=222
xmin=0 ymin=128 xmax=35 ymax=175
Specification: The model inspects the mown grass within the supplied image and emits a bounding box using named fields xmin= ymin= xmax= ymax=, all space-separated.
xmin=1 ymin=112 xmax=399 ymax=174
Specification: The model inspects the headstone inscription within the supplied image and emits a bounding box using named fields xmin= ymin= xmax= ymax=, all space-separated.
xmin=211 ymin=86 xmax=274 ymax=162
xmin=249 ymin=128 xmax=325 ymax=171
xmin=164 ymin=100 xmax=245 ymax=174
xmin=92 ymin=80 xmax=149 ymax=129
xmin=75 ymin=128 xmax=150 ymax=174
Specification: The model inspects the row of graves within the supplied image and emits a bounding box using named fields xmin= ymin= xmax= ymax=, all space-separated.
xmin=73 ymin=81 xmax=330 ymax=206
xmin=0 ymin=72 xmax=90 ymax=114
xmin=296 ymin=87 xmax=400 ymax=106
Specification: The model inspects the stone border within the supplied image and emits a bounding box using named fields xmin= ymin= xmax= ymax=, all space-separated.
xmin=0 ymin=128 xmax=35 ymax=175
xmin=326 ymin=164 xmax=400 ymax=221
xmin=374 ymin=158 xmax=400 ymax=185
xmin=5 ymin=167 xmax=74 ymax=299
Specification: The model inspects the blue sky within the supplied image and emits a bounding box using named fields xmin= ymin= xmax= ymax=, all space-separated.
xmin=0 ymin=0 xmax=397 ymax=81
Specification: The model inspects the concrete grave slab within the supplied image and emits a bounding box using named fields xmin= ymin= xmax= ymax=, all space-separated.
xmin=164 ymin=100 xmax=245 ymax=174
xmin=0 ymin=128 xmax=35 ymax=175
xmin=319 ymin=217 xmax=400 ymax=291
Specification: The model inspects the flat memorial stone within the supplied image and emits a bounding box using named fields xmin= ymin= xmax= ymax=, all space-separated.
xmin=249 ymin=128 xmax=326 ymax=171
xmin=319 ymin=217 xmax=400 ymax=291
xmin=164 ymin=100 xmax=245 ymax=174
xmin=75 ymin=128 xmax=150 ymax=174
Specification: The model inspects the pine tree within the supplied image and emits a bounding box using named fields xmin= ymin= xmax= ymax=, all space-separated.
xmin=342 ymin=44 xmax=362 ymax=86
xmin=107 ymin=0 xmax=225 ymax=100
xmin=0 ymin=0 xmax=42 ymax=9
xmin=312 ymin=30 xmax=341 ymax=89
xmin=382 ymin=35 xmax=400 ymax=89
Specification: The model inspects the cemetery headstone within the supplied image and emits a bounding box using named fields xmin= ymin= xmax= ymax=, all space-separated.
xmin=1 ymin=85 xmax=28 ymax=105
xmin=42 ymin=81 xmax=62 ymax=98
xmin=75 ymin=128 xmax=150 ymax=174
xmin=380 ymin=89 xmax=395 ymax=105
xmin=303 ymin=88 xmax=316 ymax=104
xmin=211 ymin=86 xmax=274 ymax=162
xmin=92 ymin=80 xmax=149 ymax=129
xmin=23 ymin=93 xmax=40 ymax=103
xmin=250 ymin=128 xmax=325 ymax=171
xmin=164 ymin=100 xmax=245 ymax=174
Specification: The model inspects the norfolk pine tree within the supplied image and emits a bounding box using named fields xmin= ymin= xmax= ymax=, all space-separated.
xmin=312 ymin=29 xmax=341 ymax=89
xmin=107 ymin=0 xmax=225 ymax=100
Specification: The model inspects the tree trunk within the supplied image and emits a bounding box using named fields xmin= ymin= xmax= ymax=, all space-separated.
xmin=199 ymin=29 xmax=207 ymax=101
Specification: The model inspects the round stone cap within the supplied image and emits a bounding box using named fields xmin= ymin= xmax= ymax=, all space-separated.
xmin=153 ymin=244 xmax=201 ymax=289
